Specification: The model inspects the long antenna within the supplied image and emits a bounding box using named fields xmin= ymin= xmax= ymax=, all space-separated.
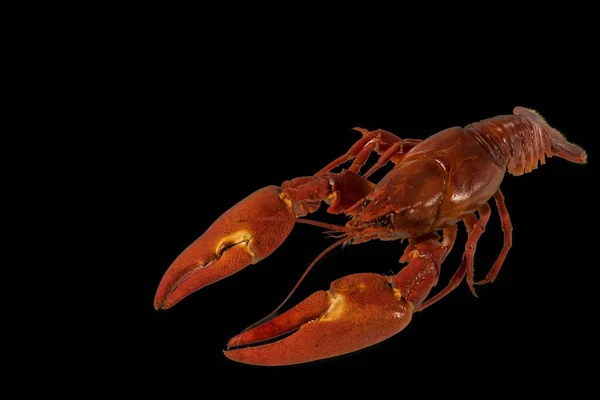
xmin=237 ymin=235 xmax=348 ymax=335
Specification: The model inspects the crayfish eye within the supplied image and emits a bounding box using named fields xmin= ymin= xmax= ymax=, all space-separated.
xmin=363 ymin=199 xmax=371 ymax=208
xmin=375 ymin=214 xmax=391 ymax=227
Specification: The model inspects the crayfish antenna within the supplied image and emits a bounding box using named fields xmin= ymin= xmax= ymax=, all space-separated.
xmin=231 ymin=236 xmax=348 ymax=349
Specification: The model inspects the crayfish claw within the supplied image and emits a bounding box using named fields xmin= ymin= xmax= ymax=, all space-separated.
xmin=224 ymin=273 xmax=414 ymax=366
xmin=154 ymin=185 xmax=296 ymax=310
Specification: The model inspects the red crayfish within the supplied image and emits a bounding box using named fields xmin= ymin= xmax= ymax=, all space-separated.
xmin=154 ymin=107 xmax=587 ymax=366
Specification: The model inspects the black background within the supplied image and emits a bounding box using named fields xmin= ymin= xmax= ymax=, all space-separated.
xmin=111 ymin=46 xmax=596 ymax=381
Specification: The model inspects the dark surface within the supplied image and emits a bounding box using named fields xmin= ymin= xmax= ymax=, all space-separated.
xmin=115 ymin=65 xmax=594 ymax=379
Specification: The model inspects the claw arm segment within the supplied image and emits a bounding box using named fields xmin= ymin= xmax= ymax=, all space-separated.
xmin=282 ymin=169 xmax=375 ymax=216
xmin=323 ymin=170 xmax=376 ymax=214
xmin=417 ymin=215 xmax=477 ymax=312
xmin=392 ymin=233 xmax=448 ymax=309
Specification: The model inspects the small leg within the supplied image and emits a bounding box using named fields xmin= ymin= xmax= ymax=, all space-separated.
xmin=418 ymin=214 xmax=476 ymax=311
xmin=476 ymin=189 xmax=513 ymax=285
xmin=441 ymin=224 xmax=458 ymax=263
xmin=399 ymin=225 xmax=457 ymax=269
xmin=314 ymin=129 xmax=398 ymax=175
xmin=347 ymin=139 xmax=378 ymax=174
xmin=314 ymin=128 xmax=421 ymax=176
xmin=364 ymin=139 xmax=419 ymax=178
xmin=465 ymin=203 xmax=492 ymax=297
xmin=432 ymin=225 xmax=458 ymax=286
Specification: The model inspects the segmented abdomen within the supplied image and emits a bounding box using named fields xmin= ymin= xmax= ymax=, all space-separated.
xmin=465 ymin=107 xmax=587 ymax=176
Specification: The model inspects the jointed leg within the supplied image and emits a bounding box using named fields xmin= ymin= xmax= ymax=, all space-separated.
xmin=418 ymin=214 xmax=476 ymax=312
xmin=441 ymin=224 xmax=458 ymax=263
xmin=465 ymin=203 xmax=492 ymax=297
xmin=358 ymin=135 xmax=421 ymax=178
xmin=315 ymin=128 xmax=398 ymax=175
xmin=419 ymin=191 xmax=511 ymax=311
xmin=399 ymin=225 xmax=457 ymax=266
xmin=476 ymin=189 xmax=513 ymax=285
xmin=314 ymin=128 xmax=421 ymax=176
xmin=347 ymin=139 xmax=378 ymax=174
xmin=362 ymin=140 xmax=404 ymax=179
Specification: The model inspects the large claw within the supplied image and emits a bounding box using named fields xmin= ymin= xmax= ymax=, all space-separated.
xmin=224 ymin=234 xmax=447 ymax=366
xmin=224 ymin=273 xmax=414 ymax=366
xmin=154 ymin=185 xmax=296 ymax=310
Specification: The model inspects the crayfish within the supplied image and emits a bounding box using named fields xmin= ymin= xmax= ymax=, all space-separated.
xmin=154 ymin=107 xmax=587 ymax=366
